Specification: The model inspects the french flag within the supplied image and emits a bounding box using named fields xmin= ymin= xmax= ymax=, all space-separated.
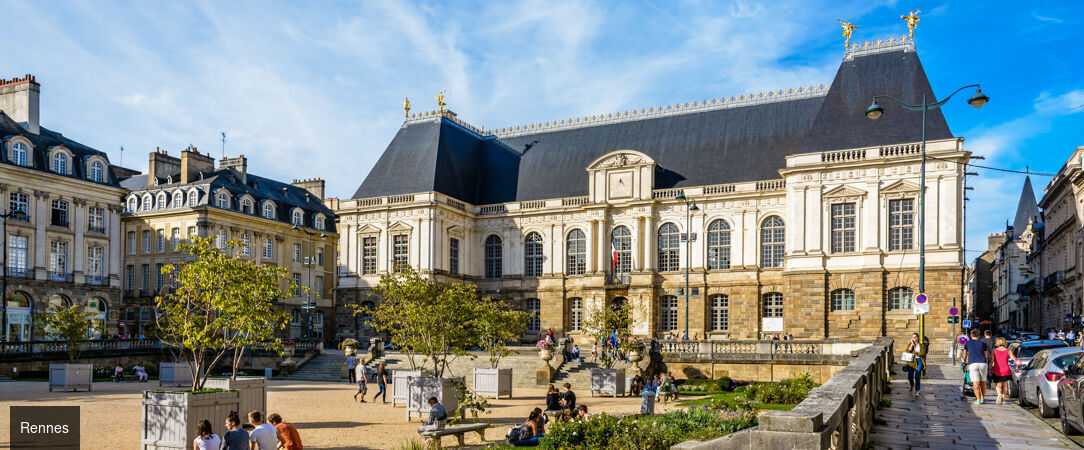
xmin=610 ymin=238 xmax=618 ymax=269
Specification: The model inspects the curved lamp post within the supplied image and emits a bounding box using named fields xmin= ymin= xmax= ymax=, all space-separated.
xmin=292 ymin=225 xmax=327 ymax=341
xmin=675 ymin=191 xmax=699 ymax=340
xmin=865 ymin=84 xmax=988 ymax=342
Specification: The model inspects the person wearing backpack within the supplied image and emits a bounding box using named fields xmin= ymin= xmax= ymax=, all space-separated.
xmin=508 ymin=409 xmax=544 ymax=446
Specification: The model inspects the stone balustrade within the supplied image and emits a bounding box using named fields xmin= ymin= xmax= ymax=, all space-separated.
xmin=656 ymin=339 xmax=875 ymax=363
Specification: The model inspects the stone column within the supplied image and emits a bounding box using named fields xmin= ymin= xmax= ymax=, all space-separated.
xmin=34 ymin=191 xmax=48 ymax=280
xmin=73 ymin=200 xmax=86 ymax=281
xmin=108 ymin=207 xmax=122 ymax=287
xmin=586 ymin=220 xmax=597 ymax=273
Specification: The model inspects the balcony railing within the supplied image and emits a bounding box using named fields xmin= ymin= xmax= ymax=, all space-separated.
xmin=607 ymin=272 xmax=631 ymax=286
xmin=5 ymin=267 xmax=30 ymax=278
xmin=8 ymin=212 xmax=29 ymax=222
xmin=47 ymin=271 xmax=72 ymax=282
xmin=88 ymin=225 xmax=106 ymax=234
xmin=86 ymin=275 xmax=107 ymax=286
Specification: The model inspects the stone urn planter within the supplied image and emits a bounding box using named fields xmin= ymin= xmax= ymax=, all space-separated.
xmin=392 ymin=370 xmax=423 ymax=406
xmin=590 ymin=368 xmax=626 ymax=398
xmin=203 ymin=376 xmax=266 ymax=418
xmin=406 ymin=376 xmax=463 ymax=421
xmin=158 ymin=362 xmax=194 ymax=388
xmin=473 ymin=368 xmax=512 ymax=399
xmin=283 ymin=344 xmax=296 ymax=359
xmin=48 ymin=363 xmax=92 ymax=392
xmin=628 ymin=347 xmax=644 ymax=363
xmin=343 ymin=345 xmax=358 ymax=357
xmin=539 ymin=348 xmax=554 ymax=363
xmin=141 ymin=389 xmax=240 ymax=450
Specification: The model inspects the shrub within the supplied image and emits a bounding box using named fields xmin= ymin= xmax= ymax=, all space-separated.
xmin=540 ymin=408 xmax=756 ymax=450
xmin=715 ymin=376 xmax=734 ymax=392
xmin=740 ymin=373 xmax=816 ymax=405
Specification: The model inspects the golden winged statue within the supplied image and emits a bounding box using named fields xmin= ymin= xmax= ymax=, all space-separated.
xmin=436 ymin=89 xmax=446 ymax=113
xmin=403 ymin=97 xmax=411 ymax=119
xmin=837 ymin=19 xmax=859 ymax=49
xmin=901 ymin=10 xmax=921 ymax=39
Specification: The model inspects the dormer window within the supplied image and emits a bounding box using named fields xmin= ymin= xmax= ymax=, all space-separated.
xmin=89 ymin=161 xmax=105 ymax=183
xmin=215 ymin=192 xmax=230 ymax=209
xmin=12 ymin=142 xmax=28 ymax=166
xmin=241 ymin=198 xmax=253 ymax=214
xmin=173 ymin=191 xmax=184 ymax=207
xmin=141 ymin=194 xmax=153 ymax=211
xmin=188 ymin=190 xmax=199 ymax=206
xmin=291 ymin=209 xmax=303 ymax=226
xmin=156 ymin=193 xmax=167 ymax=210
xmin=263 ymin=202 xmax=275 ymax=220
xmin=52 ymin=152 xmax=68 ymax=175
xmin=127 ymin=197 xmax=138 ymax=212
xmin=314 ymin=215 xmax=325 ymax=231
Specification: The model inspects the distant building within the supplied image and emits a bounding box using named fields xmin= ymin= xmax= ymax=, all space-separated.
xmin=1 ymin=74 xmax=127 ymax=341
xmin=118 ymin=150 xmax=338 ymax=339
xmin=993 ymin=177 xmax=1041 ymax=330
xmin=966 ymin=248 xmax=995 ymax=326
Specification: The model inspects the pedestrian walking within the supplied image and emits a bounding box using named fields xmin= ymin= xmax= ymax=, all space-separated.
xmin=346 ymin=353 xmax=357 ymax=383
xmin=372 ymin=362 xmax=388 ymax=404
xmin=1067 ymin=329 xmax=1077 ymax=346
xmin=221 ymin=411 xmax=248 ymax=450
xmin=990 ymin=337 xmax=1016 ymax=405
xmin=354 ymin=358 xmax=368 ymax=403
xmin=267 ymin=413 xmax=303 ymax=450
xmin=903 ymin=333 xmax=927 ymax=398
xmin=982 ymin=330 xmax=995 ymax=385
xmin=963 ymin=328 xmax=991 ymax=404
xmin=247 ymin=411 xmax=285 ymax=450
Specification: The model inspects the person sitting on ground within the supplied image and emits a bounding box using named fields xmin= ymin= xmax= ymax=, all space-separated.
xmin=248 ymin=410 xmax=285 ymax=450
xmin=510 ymin=408 xmax=545 ymax=446
xmin=113 ymin=364 xmax=126 ymax=383
xmin=560 ymin=407 xmax=574 ymax=422
xmin=559 ymin=383 xmax=577 ymax=411
xmin=192 ymin=418 xmax=221 ymax=450
xmin=221 ymin=411 xmax=249 ymax=450
xmin=570 ymin=345 xmax=581 ymax=362
xmin=576 ymin=405 xmax=590 ymax=420
xmin=134 ymin=363 xmax=148 ymax=382
xmin=417 ymin=397 xmax=448 ymax=434
xmin=267 ymin=413 xmax=302 ymax=450
xmin=545 ymin=384 xmax=561 ymax=412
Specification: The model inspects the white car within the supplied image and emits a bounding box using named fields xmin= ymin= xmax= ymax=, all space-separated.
xmin=1018 ymin=348 xmax=1082 ymax=417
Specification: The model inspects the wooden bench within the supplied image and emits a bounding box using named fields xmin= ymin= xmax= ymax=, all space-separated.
xmin=419 ymin=423 xmax=490 ymax=449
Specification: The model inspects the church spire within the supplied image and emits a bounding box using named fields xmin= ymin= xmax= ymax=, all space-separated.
xmin=1011 ymin=176 xmax=1040 ymax=239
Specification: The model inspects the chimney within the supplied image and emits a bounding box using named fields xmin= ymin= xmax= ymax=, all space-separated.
xmin=0 ymin=74 xmax=40 ymax=134
xmin=180 ymin=147 xmax=214 ymax=183
xmin=220 ymin=155 xmax=248 ymax=185
xmin=292 ymin=178 xmax=326 ymax=201
xmin=148 ymin=147 xmax=181 ymax=181
xmin=988 ymin=233 xmax=1005 ymax=253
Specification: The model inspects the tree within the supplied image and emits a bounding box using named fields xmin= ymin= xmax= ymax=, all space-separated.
xmin=36 ymin=304 xmax=96 ymax=363
xmin=476 ymin=302 xmax=530 ymax=369
xmin=582 ymin=302 xmax=634 ymax=369
xmin=155 ymin=236 xmax=293 ymax=390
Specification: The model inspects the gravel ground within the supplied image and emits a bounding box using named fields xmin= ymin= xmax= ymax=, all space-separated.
xmin=0 ymin=379 xmax=669 ymax=449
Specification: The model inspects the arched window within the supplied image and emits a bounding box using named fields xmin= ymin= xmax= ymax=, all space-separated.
xmin=141 ymin=194 xmax=153 ymax=211
xmin=89 ymin=161 xmax=104 ymax=183
xmin=566 ymin=229 xmax=586 ymax=275
xmin=760 ymin=216 xmax=785 ymax=268
xmin=524 ymin=232 xmax=543 ymax=277
xmin=707 ymin=220 xmax=731 ymax=270
xmin=709 ymin=294 xmax=729 ymax=331
xmin=52 ymin=152 xmax=67 ymax=174
xmin=568 ymin=297 xmax=583 ymax=331
xmin=315 ymin=216 xmax=326 ymax=230
xmin=11 ymin=142 xmax=28 ymax=166
xmin=188 ymin=189 xmax=199 ymax=206
xmin=762 ymin=292 xmax=783 ymax=317
xmin=216 ymin=192 xmax=230 ymax=209
xmin=127 ymin=197 xmax=138 ymax=212
xmin=291 ymin=209 xmax=303 ymax=226
xmin=241 ymin=198 xmax=253 ymax=214
xmin=612 ymin=226 xmax=632 ymax=274
xmin=156 ymin=193 xmax=167 ymax=210
xmin=264 ymin=202 xmax=276 ymax=219
xmin=830 ymin=289 xmax=855 ymax=312
xmin=526 ymin=298 xmax=541 ymax=332
xmin=485 ymin=235 xmax=503 ymax=279
xmin=657 ymin=223 xmax=680 ymax=272
xmin=888 ymin=287 xmax=914 ymax=310
xmin=660 ymin=295 xmax=678 ymax=332
xmin=172 ymin=191 xmax=184 ymax=208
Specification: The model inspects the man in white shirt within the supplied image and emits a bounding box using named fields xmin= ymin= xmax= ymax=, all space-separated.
xmin=354 ymin=358 xmax=368 ymax=403
xmin=247 ymin=410 xmax=283 ymax=450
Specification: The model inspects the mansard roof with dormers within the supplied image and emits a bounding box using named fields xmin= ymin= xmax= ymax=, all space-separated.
xmin=353 ymin=38 xmax=953 ymax=204
xmin=0 ymin=110 xmax=123 ymax=186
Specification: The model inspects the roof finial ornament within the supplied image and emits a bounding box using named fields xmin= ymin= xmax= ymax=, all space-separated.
xmin=436 ymin=89 xmax=446 ymax=113
xmin=837 ymin=19 xmax=859 ymax=50
xmin=403 ymin=97 xmax=411 ymax=119
xmin=901 ymin=9 xmax=921 ymax=40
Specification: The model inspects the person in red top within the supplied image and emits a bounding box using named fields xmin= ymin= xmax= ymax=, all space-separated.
xmin=266 ymin=413 xmax=302 ymax=450
xmin=989 ymin=337 xmax=1017 ymax=405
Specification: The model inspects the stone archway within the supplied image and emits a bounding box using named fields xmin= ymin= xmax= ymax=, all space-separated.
xmin=5 ymin=291 xmax=33 ymax=342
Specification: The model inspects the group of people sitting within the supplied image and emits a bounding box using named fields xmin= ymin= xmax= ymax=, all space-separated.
xmin=112 ymin=363 xmax=148 ymax=382
xmin=192 ymin=410 xmax=303 ymax=450
xmin=508 ymin=383 xmax=590 ymax=446
xmin=628 ymin=371 xmax=678 ymax=401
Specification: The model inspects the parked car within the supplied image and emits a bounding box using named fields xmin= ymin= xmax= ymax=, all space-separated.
xmin=1018 ymin=347 xmax=1081 ymax=417
xmin=1009 ymin=340 xmax=1070 ymax=398
xmin=1058 ymin=356 xmax=1084 ymax=435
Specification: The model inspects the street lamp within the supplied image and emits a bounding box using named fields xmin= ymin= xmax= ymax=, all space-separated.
xmin=292 ymin=225 xmax=327 ymax=341
xmin=1 ymin=209 xmax=28 ymax=342
xmin=865 ymin=84 xmax=988 ymax=343
xmin=675 ymin=191 xmax=699 ymax=340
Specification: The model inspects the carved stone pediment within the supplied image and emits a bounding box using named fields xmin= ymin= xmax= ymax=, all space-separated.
xmin=356 ymin=224 xmax=381 ymax=234
xmin=448 ymin=226 xmax=465 ymax=239
xmin=822 ymin=185 xmax=867 ymax=201
xmin=587 ymin=150 xmax=655 ymax=170
xmin=387 ymin=221 xmax=412 ymax=232
xmin=880 ymin=179 xmax=921 ymax=198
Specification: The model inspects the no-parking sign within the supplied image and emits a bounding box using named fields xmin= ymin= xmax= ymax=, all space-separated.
xmin=949 ymin=307 xmax=959 ymax=316
xmin=913 ymin=293 xmax=929 ymax=315
xmin=958 ymin=335 xmax=968 ymax=345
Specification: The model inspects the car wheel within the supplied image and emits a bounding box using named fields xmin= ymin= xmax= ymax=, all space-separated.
xmin=1063 ymin=403 xmax=1081 ymax=435
xmin=1039 ymin=390 xmax=1057 ymax=418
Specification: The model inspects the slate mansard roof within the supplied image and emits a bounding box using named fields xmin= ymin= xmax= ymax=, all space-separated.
xmin=354 ymin=44 xmax=953 ymax=204
xmin=0 ymin=111 xmax=123 ymax=187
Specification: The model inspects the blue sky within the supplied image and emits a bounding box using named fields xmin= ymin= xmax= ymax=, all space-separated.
xmin=2 ymin=0 xmax=1082 ymax=259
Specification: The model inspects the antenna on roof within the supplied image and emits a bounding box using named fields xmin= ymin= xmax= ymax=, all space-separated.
xmin=220 ymin=132 xmax=226 ymax=158
xmin=119 ymin=145 xmax=124 ymax=167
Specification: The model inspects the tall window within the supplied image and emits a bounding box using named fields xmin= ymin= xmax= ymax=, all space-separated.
xmin=87 ymin=246 xmax=103 ymax=278
xmin=524 ymin=232 xmax=543 ymax=277
xmin=830 ymin=203 xmax=856 ymax=253
xmin=263 ymin=202 xmax=275 ymax=219
xmin=128 ymin=197 xmax=138 ymax=212
xmin=888 ymin=287 xmax=914 ymax=310
xmin=141 ymin=264 xmax=150 ymax=290
xmin=216 ymin=192 xmax=229 ymax=209
xmin=263 ymin=237 xmax=274 ymax=259
xmin=566 ymin=229 xmax=586 ymax=275
xmin=485 ymin=235 xmax=502 ymax=279
xmin=187 ymin=226 xmax=197 ymax=240
xmin=156 ymin=193 xmax=166 ymax=210
xmin=291 ymin=210 xmax=303 ymax=226
xmin=88 ymin=207 xmax=105 ymax=233
xmin=361 ymin=237 xmax=377 ymax=274
xmin=448 ymin=238 xmax=459 ymax=276
xmin=240 ymin=233 xmax=251 ymax=256
xmin=660 ymin=295 xmax=678 ymax=332
xmin=526 ymin=298 xmax=541 ymax=332
xmin=8 ymin=236 xmax=28 ymax=275
xmin=10 ymin=192 xmax=29 ymax=218
xmin=889 ymin=199 xmax=915 ymax=251
xmin=760 ymin=216 xmax=784 ymax=268
xmin=89 ymin=161 xmax=104 ymax=183
xmin=126 ymin=265 xmax=135 ymax=290
xmin=142 ymin=194 xmax=153 ymax=211
xmin=52 ymin=152 xmax=67 ymax=174
xmin=710 ymin=294 xmax=729 ymax=331
xmin=830 ymin=289 xmax=855 ymax=312
xmin=569 ymin=297 xmax=583 ymax=331
xmin=142 ymin=230 xmax=151 ymax=254
xmin=657 ymin=223 xmax=680 ymax=272
xmin=49 ymin=240 xmax=68 ymax=274
xmin=155 ymin=263 xmax=164 ymax=290
xmin=314 ymin=276 xmax=324 ymax=297
xmin=173 ymin=191 xmax=184 ymax=207
xmin=612 ymin=226 xmax=632 ymax=274
xmin=12 ymin=142 xmax=27 ymax=166
xmin=292 ymin=273 xmax=302 ymax=296
xmin=315 ymin=216 xmax=325 ymax=230
xmin=762 ymin=292 xmax=784 ymax=318
xmin=217 ymin=229 xmax=228 ymax=248
xmin=188 ymin=190 xmax=199 ymax=206
xmin=707 ymin=220 xmax=731 ymax=270
xmin=317 ymin=250 xmax=324 ymax=266
xmin=156 ymin=229 xmax=165 ymax=252
xmin=50 ymin=200 xmax=69 ymax=227
xmin=241 ymin=198 xmax=253 ymax=214
xmin=392 ymin=234 xmax=409 ymax=270
xmin=293 ymin=243 xmax=302 ymax=262
xmin=170 ymin=228 xmax=180 ymax=251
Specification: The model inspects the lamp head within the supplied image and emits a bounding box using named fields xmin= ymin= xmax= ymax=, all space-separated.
xmin=320 ymin=233 xmax=327 ymax=238
xmin=690 ymin=204 xmax=699 ymax=211
xmin=865 ymin=101 xmax=884 ymax=120
xmin=291 ymin=225 xmax=299 ymax=231
xmin=967 ymin=88 xmax=989 ymax=108
xmin=675 ymin=191 xmax=685 ymax=200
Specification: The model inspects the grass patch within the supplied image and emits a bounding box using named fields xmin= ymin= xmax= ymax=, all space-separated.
xmin=878 ymin=398 xmax=892 ymax=408
xmin=678 ymin=391 xmax=794 ymax=410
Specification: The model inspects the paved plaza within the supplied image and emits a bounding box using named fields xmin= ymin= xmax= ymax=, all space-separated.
xmin=871 ymin=364 xmax=1079 ymax=449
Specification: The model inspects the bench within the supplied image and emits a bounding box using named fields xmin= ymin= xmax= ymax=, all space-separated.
xmin=419 ymin=423 xmax=490 ymax=449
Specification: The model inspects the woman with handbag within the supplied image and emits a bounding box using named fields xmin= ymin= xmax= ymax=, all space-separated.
xmin=990 ymin=337 xmax=1016 ymax=405
xmin=903 ymin=333 xmax=927 ymax=398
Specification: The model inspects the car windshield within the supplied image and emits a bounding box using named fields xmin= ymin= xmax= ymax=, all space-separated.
xmin=1054 ymin=354 xmax=1081 ymax=369
xmin=1019 ymin=344 xmax=1068 ymax=359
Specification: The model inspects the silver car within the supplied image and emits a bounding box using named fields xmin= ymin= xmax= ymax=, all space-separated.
xmin=1018 ymin=347 xmax=1082 ymax=417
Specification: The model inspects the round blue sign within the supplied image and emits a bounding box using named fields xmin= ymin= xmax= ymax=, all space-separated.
xmin=915 ymin=293 xmax=928 ymax=304
xmin=949 ymin=307 xmax=959 ymax=316
xmin=958 ymin=336 xmax=968 ymax=345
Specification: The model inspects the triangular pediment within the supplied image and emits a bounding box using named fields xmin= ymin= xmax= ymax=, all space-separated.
xmin=356 ymin=224 xmax=381 ymax=234
xmin=387 ymin=221 xmax=412 ymax=232
xmin=823 ymin=185 xmax=867 ymax=199
xmin=448 ymin=226 xmax=465 ymax=239
xmin=881 ymin=179 xmax=921 ymax=194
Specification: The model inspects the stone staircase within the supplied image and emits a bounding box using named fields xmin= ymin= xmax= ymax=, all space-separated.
xmin=281 ymin=352 xmax=347 ymax=382
xmin=554 ymin=358 xmax=642 ymax=390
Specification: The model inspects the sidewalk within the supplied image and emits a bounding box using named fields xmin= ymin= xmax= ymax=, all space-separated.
xmin=870 ymin=364 xmax=1079 ymax=449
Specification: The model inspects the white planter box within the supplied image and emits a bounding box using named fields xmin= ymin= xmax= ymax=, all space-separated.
xmin=590 ymin=368 xmax=626 ymax=397
xmin=48 ymin=363 xmax=92 ymax=392
xmin=141 ymin=390 xmax=240 ymax=450
xmin=473 ymin=368 xmax=512 ymax=399
xmin=392 ymin=370 xmax=422 ymax=406
xmin=203 ymin=376 xmax=266 ymax=417
xmin=158 ymin=362 xmax=194 ymax=388
xmin=406 ymin=376 xmax=462 ymax=422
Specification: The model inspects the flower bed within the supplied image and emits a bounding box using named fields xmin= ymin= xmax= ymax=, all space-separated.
xmin=539 ymin=407 xmax=757 ymax=449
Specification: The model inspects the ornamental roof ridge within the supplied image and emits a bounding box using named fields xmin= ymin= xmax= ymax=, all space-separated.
xmin=843 ymin=35 xmax=915 ymax=61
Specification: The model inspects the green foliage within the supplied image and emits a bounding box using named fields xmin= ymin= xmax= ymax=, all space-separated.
xmin=155 ymin=236 xmax=293 ymax=391
xmin=678 ymin=377 xmax=735 ymax=394
xmin=539 ymin=408 xmax=757 ymax=449
xmin=476 ymin=301 xmax=530 ymax=369
xmin=393 ymin=439 xmax=427 ymax=450
xmin=878 ymin=398 xmax=892 ymax=408
xmin=581 ymin=302 xmax=634 ymax=369
xmin=450 ymin=378 xmax=491 ymax=425
xmin=742 ymin=372 xmax=816 ymax=405
xmin=36 ymin=304 xmax=96 ymax=362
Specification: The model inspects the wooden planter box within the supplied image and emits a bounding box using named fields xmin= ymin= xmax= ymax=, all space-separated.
xmin=203 ymin=376 xmax=266 ymax=417
xmin=473 ymin=368 xmax=512 ymax=399
xmin=48 ymin=363 xmax=92 ymax=392
xmin=141 ymin=390 xmax=240 ymax=450
xmin=406 ymin=376 xmax=462 ymax=422
xmin=392 ymin=370 xmax=422 ymax=406
xmin=158 ymin=362 xmax=194 ymax=388
xmin=590 ymin=368 xmax=626 ymax=397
